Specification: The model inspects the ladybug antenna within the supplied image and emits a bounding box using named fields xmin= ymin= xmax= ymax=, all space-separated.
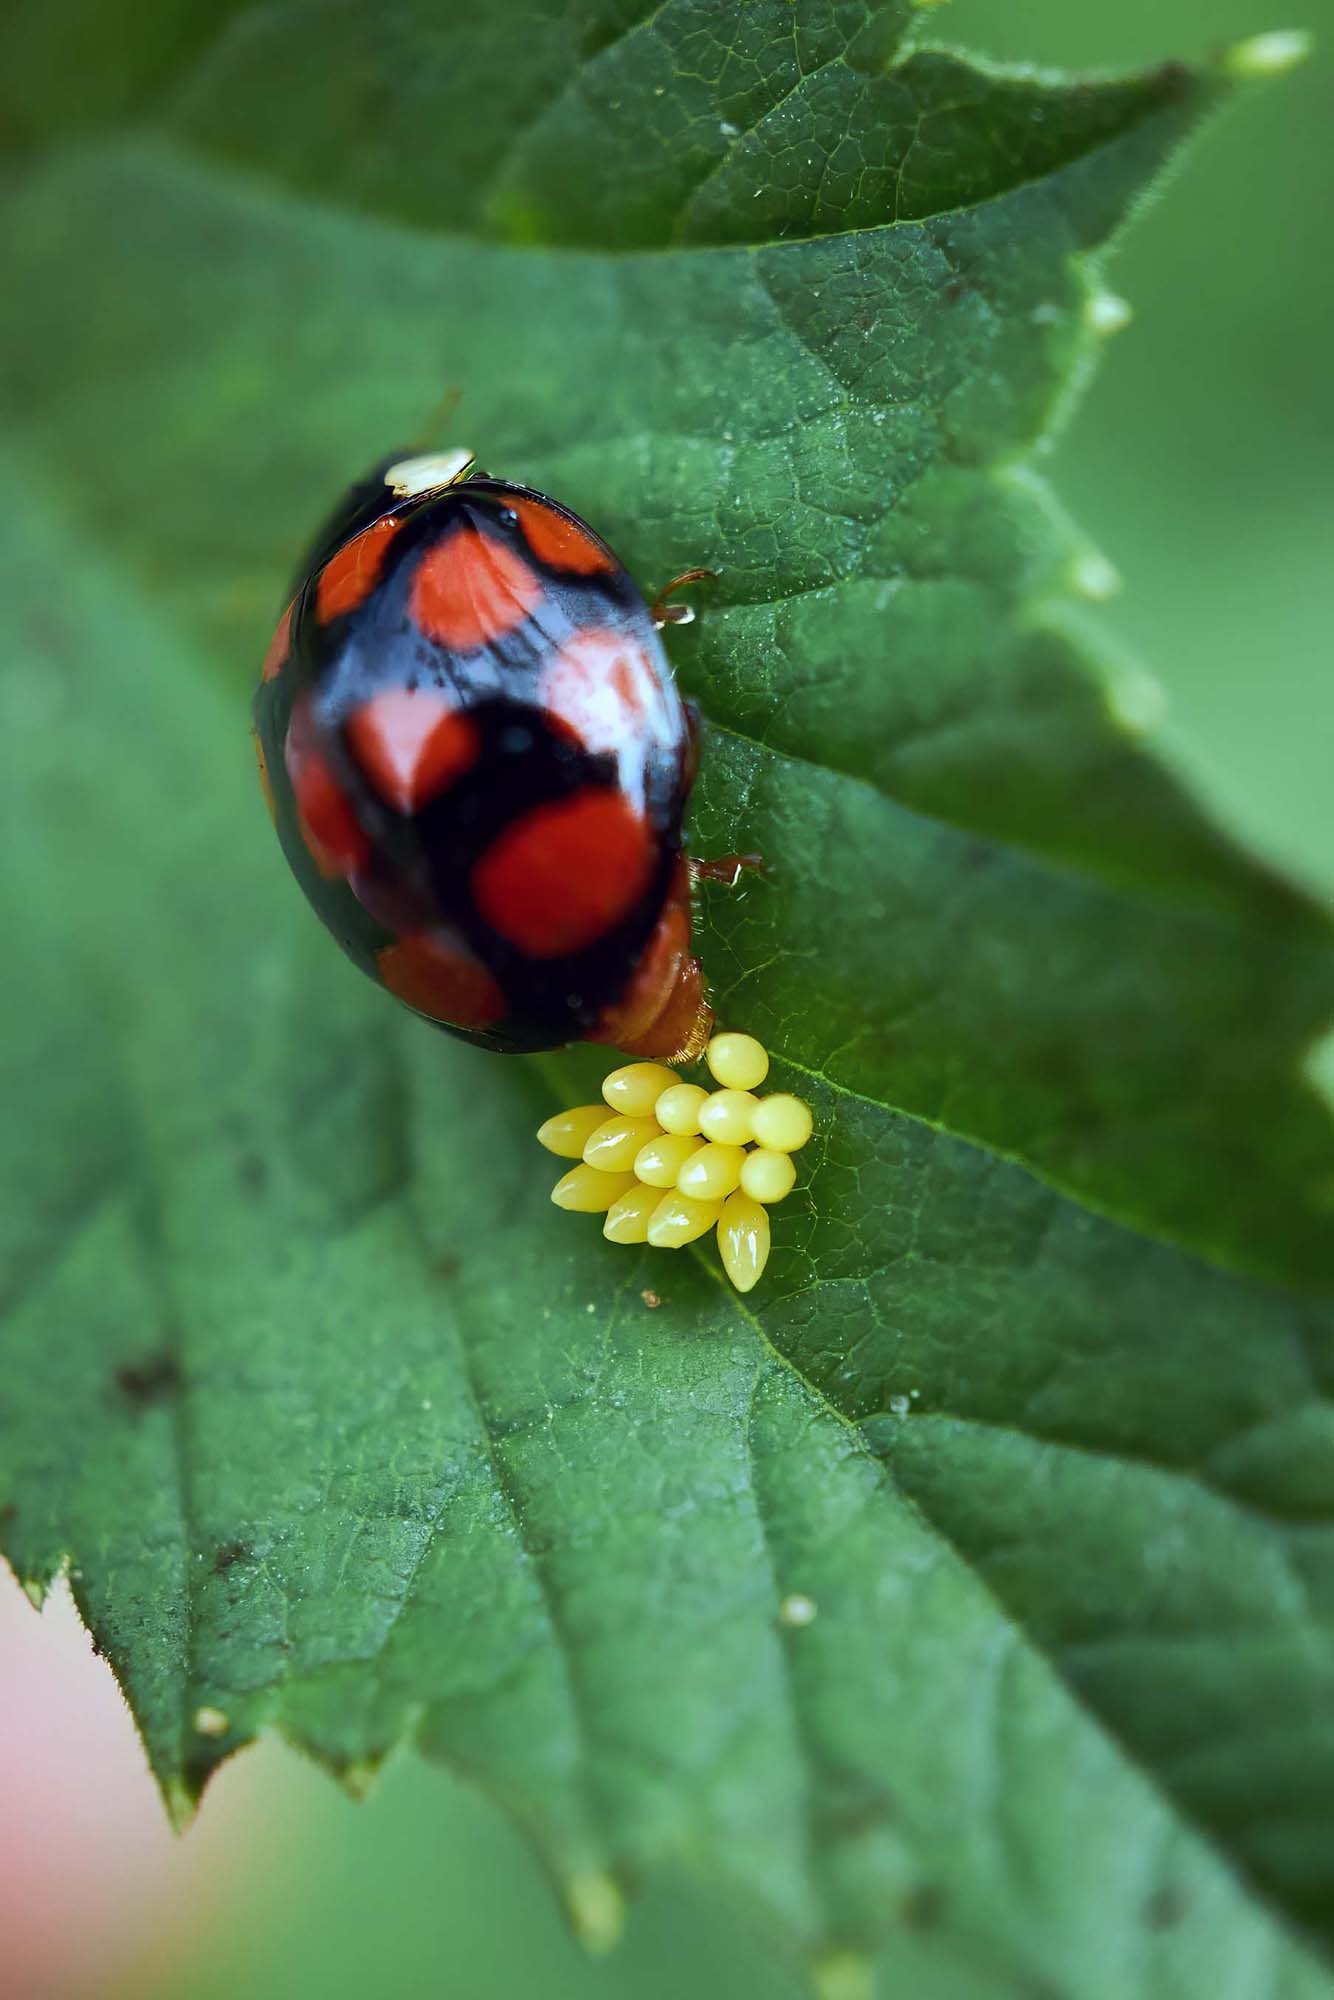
xmin=418 ymin=383 xmax=465 ymax=448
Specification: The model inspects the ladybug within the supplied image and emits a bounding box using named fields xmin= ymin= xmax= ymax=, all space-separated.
xmin=253 ymin=449 xmax=731 ymax=1062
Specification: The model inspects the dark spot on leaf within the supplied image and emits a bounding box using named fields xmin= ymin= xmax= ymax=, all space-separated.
xmin=902 ymin=1882 xmax=945 ymax=1931
xmin=1156 ymin=59 xmax=1192 ymax=97
xmin=817 ymin=1771 xmax=897 ymax=1841
xmin=1144 ymin=1883 xmax=1191 ymax=1929
xmin=944 ymin=278 xmax=967 ymax=304
xmin=114 ymin=1353 xmax=181 ymax=1406
xmin=0 ymin=1502 xmax=16 ymax=1529
xmin=435 ymin=1252 xmax=462 ymax=1281
xmin=212 ymin=1539 xmax=251 ymax=1575
xmin=238 ymin=1152 xmax=269 ymax=1193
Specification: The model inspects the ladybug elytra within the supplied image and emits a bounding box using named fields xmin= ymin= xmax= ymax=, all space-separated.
xmin=252 ymin=450 xmax=719 ymax=1061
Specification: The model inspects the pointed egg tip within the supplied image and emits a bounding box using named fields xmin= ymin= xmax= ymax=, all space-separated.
xmin=1224 ymin=30 xmax=1311 ymax=79
xmin=552 ymin=1165 xmax=638 ymax=1213
xmin=647 ymin=1191 xmax=723 ymax=1247
xmin=717 ymin=1192 xmax=771 ymax=1292
xmin=601 ymin=1060 xmax=678 ymax=1117
xmin=537 ymin=1105 xmax=608 ymax=1159
xmin=634 ymin=1131 xmax=706 ymax=1187
xmin=582 ymin=1113 xmax=662 ymax=1174
xmin=603 ymin=1184 xmax=659 ymax=1243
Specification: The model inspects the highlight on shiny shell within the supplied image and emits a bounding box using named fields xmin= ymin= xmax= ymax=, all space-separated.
xmin=537 ymin=1033 xmax=812 ymax=1293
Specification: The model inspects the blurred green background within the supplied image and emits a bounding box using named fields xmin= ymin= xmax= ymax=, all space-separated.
xmin=5 ymin=4 xmax=1330 ymax=1999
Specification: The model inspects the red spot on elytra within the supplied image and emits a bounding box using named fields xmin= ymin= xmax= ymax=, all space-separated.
xmin=510 ymin=496 xmax=615 ymax=577
xmin=410 ymin=527 xmax=542 ymax=651
xmin=316 ymin=515 xmax=401 ymax=623
xmin=377 ymin=932 xmax=506 ymax=1029
xmin=262 ymin=601 xmax=293 ymax=681
xmin=346 ymin=688 xmax=479 ymax=813
xmin=540 ymin=628 xmax=667 ymax=758
xmin=472 ymin=790 xmax=654 ymax=958
xmin=284 ymin=700 xmax=370 ymax=879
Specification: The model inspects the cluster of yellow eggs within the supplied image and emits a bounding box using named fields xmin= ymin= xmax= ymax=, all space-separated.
xmin=537 ymin=1033 xmax=812 ymax=1293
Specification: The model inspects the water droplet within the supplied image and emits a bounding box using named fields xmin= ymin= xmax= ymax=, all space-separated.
xmin=1071 ymin=551 xmax=1121 ymax=602
xmin=779 ymin=1592 xmax=817 ymax=1627
xmin=1107 ymin=669 xmax=1168 ymax=737
xmin=1225 ymin=30 xmax=1311 ymax=77
xmin=1086 ymin=290 xmax=1132 ymax=336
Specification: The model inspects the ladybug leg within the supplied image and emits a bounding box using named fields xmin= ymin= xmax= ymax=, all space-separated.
xmin=690 ymin=853 xmax=766 ymax=889
xmin=652 ymin=567 xmax=716 ymax=629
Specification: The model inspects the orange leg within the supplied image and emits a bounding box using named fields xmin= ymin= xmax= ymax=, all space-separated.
xmin=690 ymin=853 xmax=766 ymax=888
xmin=652 ymin=568 xmax=716 ymax=629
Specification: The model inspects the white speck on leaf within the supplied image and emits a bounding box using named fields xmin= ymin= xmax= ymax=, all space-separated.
xmin=780 ymin=1593 xmax=818 ymax=1628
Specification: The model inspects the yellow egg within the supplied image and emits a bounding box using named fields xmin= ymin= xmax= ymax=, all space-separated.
xmin=717 ymin=1192 xmax=771 ymax=1292
xmin=582 ymin=1115 xmax=661 ymax=1174
xmin=646 ymin=1192 xmax=724 ymax=1248
xmin=536 ymin=1105 xmax=613 ymax=1159
xmin=551 ymin=1165 xmax=638 ymax=1213
xmin=739 ymin=1148 xmax=797 ymax=1204
xmin=634 ymin=1132 xmax=706 ymax=1188
xmin=705 ymin=1032 xmax=769 ymax=1091
xmin=677 ymin=1142 xmax=746 ymax=1202
xmin=601 ymin=1062 xmax=678 ymax=1118
xmin=654 ymin=1082 xmax=709 ymax=1135
xmin=603 ymin=1183 xmax=662 ymax=1244
xmin=749 ymin=1093 xmax=813 ymax=1153
xmin=697 ymin=1089 xmax=758 ymax=1145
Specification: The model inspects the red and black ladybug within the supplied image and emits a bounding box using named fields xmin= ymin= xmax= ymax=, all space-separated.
xmin=253 ymin=449 xmax=728 ymax=1061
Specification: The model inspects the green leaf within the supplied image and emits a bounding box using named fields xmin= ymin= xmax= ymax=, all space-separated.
xmin=3 ymin=5 xmax=1333 ymax=1993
